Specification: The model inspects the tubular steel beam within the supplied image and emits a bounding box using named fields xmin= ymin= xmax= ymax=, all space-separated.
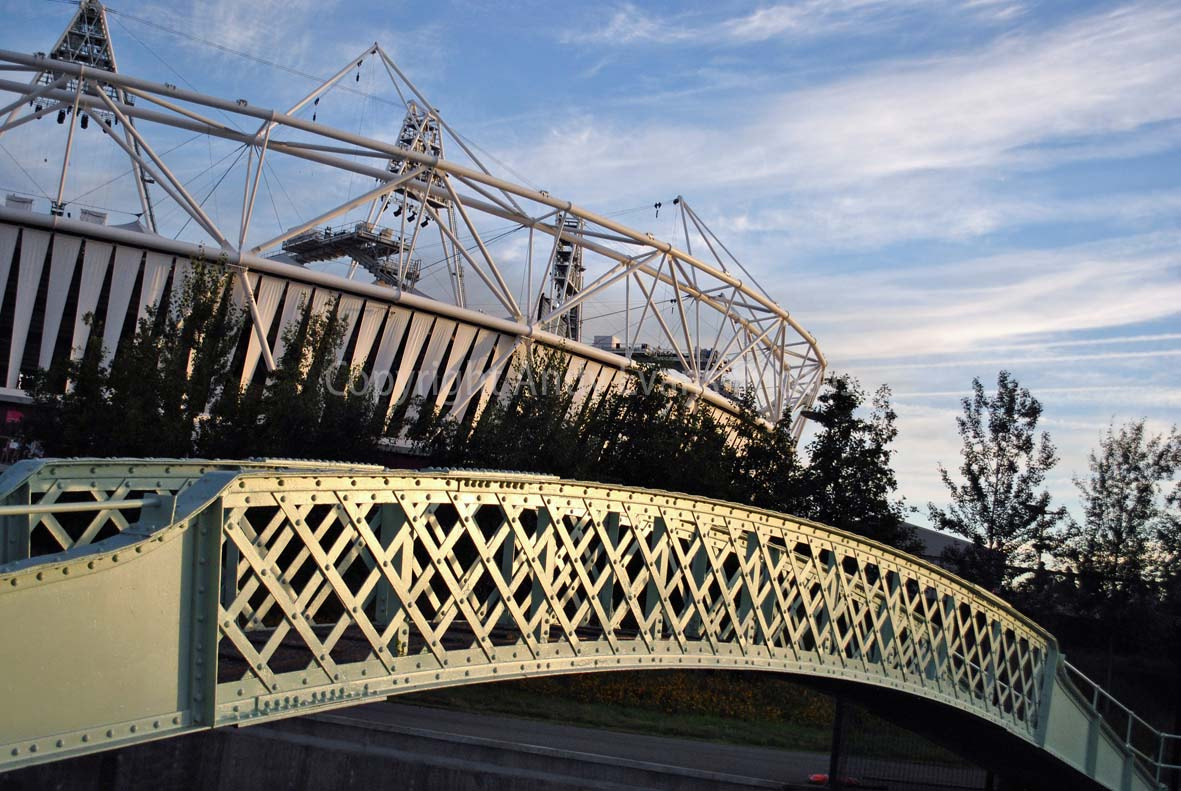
xmin=0 ymin=52 xmax=826 ymax=416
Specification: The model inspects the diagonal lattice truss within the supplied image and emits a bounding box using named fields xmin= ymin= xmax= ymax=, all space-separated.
xmin=203 ymin=470 xmax=1047 ymax=737
xmin=0 ymin=460 xmax=1049 ymax=743
xmin=0 ymin=33 xmax=825 ymax=427
xmin=0 ymin=459 xmax=386 ymax=563
xmin=5 ymin=461 xmax=1174 ymax=790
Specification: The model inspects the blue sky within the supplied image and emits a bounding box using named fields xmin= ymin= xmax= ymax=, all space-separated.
xmin=2 ymin=0 xmax=1179 ymax=525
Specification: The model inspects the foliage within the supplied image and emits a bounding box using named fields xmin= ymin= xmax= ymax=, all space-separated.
xmin=198 ymin=299 xmax=383 ymax=461
xmin=1057 ymin=420 xmax=1180 ymax=614
xmin=23 ymin=258 xmax=383 ymax=462
xmin=796 ymin=375 xmax=918 ymax=552
xmin=412 ymin=358 xmax=918 ymax=552
xmin=24 ymin=259 xmax=244 ymax=457
xmin=928 ymin=371 xmax=1064 ymax=592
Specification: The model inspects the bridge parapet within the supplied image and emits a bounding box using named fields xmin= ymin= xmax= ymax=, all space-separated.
xmin=0 ymin=462 xmax=1169 ymax=789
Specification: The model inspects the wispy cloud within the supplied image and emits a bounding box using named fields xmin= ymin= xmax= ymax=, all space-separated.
xmin=568 ymin=0 xmax=1026 ymax=47
xmin=855 ymin=348 xmax=1181 ymax=372
xmin=517 ymin=1 xmax=1181 ymax=225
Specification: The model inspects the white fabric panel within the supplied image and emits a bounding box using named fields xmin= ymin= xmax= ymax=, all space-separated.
xmin=270 ymin=283 xmax=310 ymax=362
xmin=349 ymin=303 xmax=387 ymax=371
xmin=408 ymin=318 xmax=455 ymax=411
xmin=445 ymin=328 xmax=499 ymax=419
xmin=572 ymin=360 xmax=602 ymax=405
xmin=229 ymin=271 xmax=259 ymax=314
xmin=70 ymin=240 xmax=112 ymax=359
xmin=38 ymin=234 xmax=82 ymax=370
xmin=239 ymin=276 xmax=286 ymax=387
xmin=100 ymin=246 xmax=142 ymax=365
xmin=370 ymin=307 xmax=409 ymax=378
xmin=592 ymin=366 xmax=622 ymax=401
xmin=6 ymin=229 xmax=50 ymax=388
xmin=333 ymin=295 xmax=364 ymax=364
xmin=384 ymin=312 xmax=434 ymax=420
xmin=475 ymin=335 xmax=522 ymax=418
xmin=562 ymin=356 xmax=587 ymax=394
xmin=433 ymin=323 xmax=478 ymax=409
xmin=0 ymin=224 xmax=18 ymax=313
xmin=168 ymin=257 xmax=192 ymax=315
xmin=309 ymin=289 xmax=333 ymax=318
xmin=136 ymin=252 xmax=172 ymax=324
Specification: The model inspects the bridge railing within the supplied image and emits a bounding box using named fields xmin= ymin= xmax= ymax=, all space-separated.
xmin=2 ymin=465 xmax=1055 ymax=739
xmin=14 ymin=462 xmax=1164 ymax=788
xmin=0 ymin=458 xmax=383 ymax=563
xmin=1063 ymin=660 xmax=1181 ymax=784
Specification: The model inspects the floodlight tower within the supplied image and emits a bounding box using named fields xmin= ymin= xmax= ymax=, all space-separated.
xmin=368 ymin=100 xmax=466 ymax=304
xmin=0 ymin=0 xmax=157 ymax=230
xmin=538 ymin=215 xmax=586 ymax=341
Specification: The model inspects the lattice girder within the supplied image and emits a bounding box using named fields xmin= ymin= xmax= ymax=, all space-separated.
xmin=3 ymin=460 xmax=1172 ymax=789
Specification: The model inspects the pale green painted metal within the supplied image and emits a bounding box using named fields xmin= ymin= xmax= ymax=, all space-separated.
xmin=0 ymin=460 xmax=1171 ymax=790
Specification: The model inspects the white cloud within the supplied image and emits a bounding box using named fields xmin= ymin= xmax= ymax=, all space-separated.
xmin=570 ymin=0 xmax=1026 ymax=47
xmin=516 ymin=2 xmax=1181 ymax=209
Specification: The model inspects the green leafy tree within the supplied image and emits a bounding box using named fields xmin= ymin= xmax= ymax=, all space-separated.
xmin=929 ymin=371 xmax=1063 ymax=593
xmin=199 ymin=295 xmax=383 ymax=461
xmin=797 ymin=375 xmax=917 ymax=552
xmin=1057 ymin=420 xmax=1179 ymax=685
xmin=1060 ymin=420 xmax=1179 ymax=610
xmin=24 ymin=259 xmax=244 ymax=457
xmin=24 ymin=259 xmax=383 ymax=462
xmin=22 ymin=320 xmax=111 ymax=456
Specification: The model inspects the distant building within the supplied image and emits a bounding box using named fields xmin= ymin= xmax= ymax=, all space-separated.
xmin=910 ymin=522 xmax=970 ymax=570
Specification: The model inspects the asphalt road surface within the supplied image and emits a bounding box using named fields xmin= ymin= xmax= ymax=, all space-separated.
xmin=324 ymin=701 xmax=987 ymax=790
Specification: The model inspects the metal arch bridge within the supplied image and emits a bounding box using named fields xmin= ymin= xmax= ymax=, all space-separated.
xmin=0 ymin=459 xmax=1176 ymax=789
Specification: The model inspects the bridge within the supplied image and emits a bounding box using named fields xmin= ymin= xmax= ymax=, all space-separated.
xmin=0 ymin=458 xmax=1176 ymax=789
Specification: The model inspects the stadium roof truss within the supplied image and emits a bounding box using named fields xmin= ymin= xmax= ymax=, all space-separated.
xmin=0 ymin=8 xmax=825 ymax=431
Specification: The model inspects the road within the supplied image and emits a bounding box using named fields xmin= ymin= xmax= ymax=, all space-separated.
xmin=314 ymin=701 xmax=986 ymax=790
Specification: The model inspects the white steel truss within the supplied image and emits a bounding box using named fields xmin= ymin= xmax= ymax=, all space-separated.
xmin=0 ymin=5 xmax=825 ymax=429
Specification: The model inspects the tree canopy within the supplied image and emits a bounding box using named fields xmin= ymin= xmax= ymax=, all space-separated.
xmin=928 ymin=371 xmax=1063 ymax=592
xmin=24 ymin=258 xmax=384 ymax=462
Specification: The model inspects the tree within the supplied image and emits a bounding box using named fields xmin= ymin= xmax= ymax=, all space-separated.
xmin=797 ymin=375 xmax=917 ymax=552
xmin=23 ymin=259 xmax=244 ymax=457
xmin=198 ymin=295 xmax=384 ymax=461
xmin=1057 ymin=420 xmax=1179 ymax=685
xmin=24 ymin=259 xmax=384 ymax=462
xmin=929 ymin=371 xmax=1063 ymax=593
xmin=1060 ymin=420 xmax=1179 ymax=611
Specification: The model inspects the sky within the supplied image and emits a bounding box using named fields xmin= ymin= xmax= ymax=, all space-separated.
xmin=1 ymin=0 xmax=1178 ymax=526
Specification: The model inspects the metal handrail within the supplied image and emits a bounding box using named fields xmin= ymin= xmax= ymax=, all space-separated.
xmin=0 ymin=497 xmax=157 ymax=517
xmin=1063 ymin=660 xmax=1181 ymax=782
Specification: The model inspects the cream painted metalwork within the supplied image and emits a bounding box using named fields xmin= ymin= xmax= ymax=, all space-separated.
xmin=0 ymin=460 xmax=1171 ymax=790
